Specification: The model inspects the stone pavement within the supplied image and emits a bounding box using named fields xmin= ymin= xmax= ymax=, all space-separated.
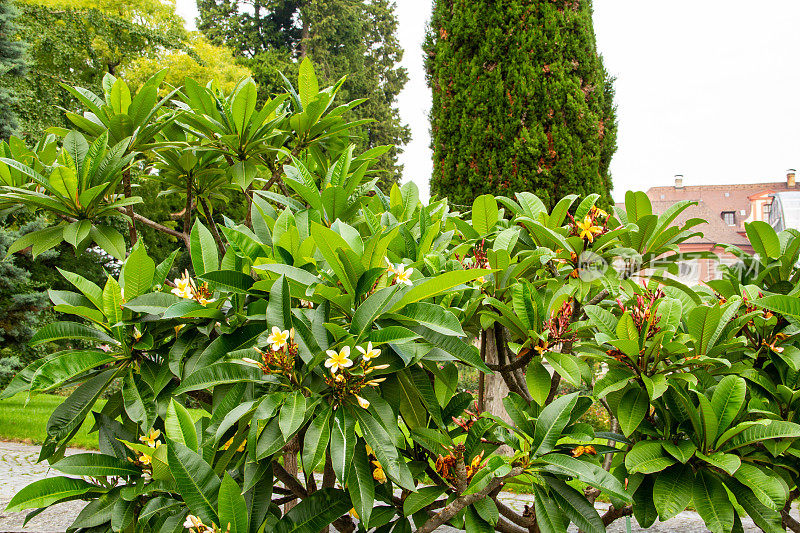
xmin=0 ymin=440 xmax=776 ymax=532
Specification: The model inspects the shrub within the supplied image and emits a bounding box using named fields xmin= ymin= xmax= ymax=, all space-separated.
xmin=2 ymin=62 xmax=800 ymax=533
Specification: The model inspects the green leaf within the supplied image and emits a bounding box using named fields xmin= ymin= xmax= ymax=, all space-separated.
xmin=532 ymin=484 xmax=565 ymax=533
xmin=390 ymin=269 xmax=493 ymax=311
xmin=91 ymin=225 xmax=127 ymax=260
xmin=745 ymin=220 xmax=781 ymax=259
xmin=298 ymin=57 xmax=319 ymax=108
xmin=403 ymin=486 xmax=446 ymax=517
xmin=653 ymin=463 xmax=694 ymax=520
xmin=53 ymin=453 xmax=140 ymax=477
xmin=5 ymin=477 xmax=103 ymax=512
xmin=348 ymin=442 xmax=375 ymax=527
xmin=329 ymin=407 xmax=355 ymax=483
xmin=122 ymin=371 xmax=155 ymax=432
xmin=617 ymin=387 xmax=649 ymax=436
xmin=526 ymin=359 xmax=551 ymax=406
xmin=544 ymin=351 xmax=584 ymax=387
xmin=124 ymin=292 xmax=181 ymax=314
xmin=167 ymin=441 xmax=221 ymax=526
xmin=532 ymin=393 xmax=579 ymax=456
xmin=219 ymin=473 xmax=248 ymax=533
xmin=174 ymin=362 xmax=265 ymax=394
xmin=696 ymin=451 xmax=740 ymax=476
xmin=121 ymin=242 xmax=155 ymax=300
xmin=625 ymin=441 xmax=675 ymax=474
xmin=349 ymin=405 xmax=414 ymax=490
xmin=542 ymin=454 xmax=629 ymax=502
xmin=721 ymin=420 xmax=800 ymax=451
xmin=199 ymin=270 xmax=255 ymax=294
xmin=47 ymin=368 xmax=116 ymax=442
xmin=302 ymin=405 xmax=331 ymax=472
xmin=544 ymin=476 xmax=604 ymax=533
xmin=733 ymin=463 xmax=787 ymax=510
xmin=191 ymin=219 xmax=219 ymax=276
xmin=274 ymin=488 xmax=351 ymax=533
xmin=472 ymin=194 xmax=499 ymax=235
xmin=751 ymin=294 xmax=800 ymax=318
xmin=30 ymin=321 xmax=115 ymax=346
xmin=231 ymin=79 xmax=258 ymax=134
xmin=165 ymin=399 xmax=198 ymax=451
xmin=710 ymin=376 xmax=746 ymax=439
xmin=726 ymin=478 xmax=784 ymax=533
xmin=396 ymin=302 xmax=464 ymax=336
xmin=693 ymin=470 xmax=734 ymax=533
xmin=29 ymin=350 xmax=115 ymax=392
xmin=279 ymin=390 xmax=307 ymax=439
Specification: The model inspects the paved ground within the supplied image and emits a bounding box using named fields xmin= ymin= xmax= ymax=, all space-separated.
xmin=0 ymin=440 xmax=778 ymax=532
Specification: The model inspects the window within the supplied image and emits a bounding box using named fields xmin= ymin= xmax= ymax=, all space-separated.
xmin=763 ymin=202 xmax=772 ymax=220
xmin=722 ymin=211 xmax=735 ymax=226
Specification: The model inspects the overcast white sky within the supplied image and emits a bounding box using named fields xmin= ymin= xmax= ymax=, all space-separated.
xmin=175 ymin=0 xmax=800 ymax=202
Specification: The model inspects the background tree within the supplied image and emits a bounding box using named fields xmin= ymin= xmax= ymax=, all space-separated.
xmin=197 ymin=0 xmax=410 ymax=187
xmin=0 ymin=0 xmax=27 ymax=140
xmin=424 ymin=0 xmax=618 ymax=208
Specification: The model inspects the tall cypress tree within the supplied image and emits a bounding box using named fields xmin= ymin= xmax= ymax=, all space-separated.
xmin=424 ymin=0 xmax=617 ymax=208
xmin=0 ymin=0 xmax=27 ymax=139
xmin=197 ymin=0 xmax=410 ymax=187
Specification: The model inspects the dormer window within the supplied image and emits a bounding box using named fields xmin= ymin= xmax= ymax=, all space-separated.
xmin=722 ymin=211 xmax=735 ymax=226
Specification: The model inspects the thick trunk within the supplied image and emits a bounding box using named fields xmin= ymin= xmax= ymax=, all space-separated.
xmin=483 ymin=329 xmax=512 ymax=426
xmin=282 ymin=435 xmax=300 ymax=512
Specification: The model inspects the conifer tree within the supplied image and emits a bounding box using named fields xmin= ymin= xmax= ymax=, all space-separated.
xmin=197 ymin=0 xmax=410 ymax=186
xmin=424 ymin=0 xmax=617 ymax=208
xmin=0 ymin=0 xmax=27 ymax=139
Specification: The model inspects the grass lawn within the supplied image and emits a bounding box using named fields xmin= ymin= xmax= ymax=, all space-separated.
xmin=0 ymin=392 xmax=207 ymax=450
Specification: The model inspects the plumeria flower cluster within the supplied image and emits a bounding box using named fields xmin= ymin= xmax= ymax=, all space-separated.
xmin=183 ymin=514 xmax=219 ymax=533
xmin=324 ymin=342 xmax=388 ymax=409
xmin=242 ymin=326 xmax=298 ymax=376
xmin=569 ymin=205 xmax=610 ymax=245
xmin=385 ymin=257 xmax=413 ymax=286
xmin=171 ymin=270 xmax=215 ymax=305
xmin=124 ymin=429 xmax=162 ymax=470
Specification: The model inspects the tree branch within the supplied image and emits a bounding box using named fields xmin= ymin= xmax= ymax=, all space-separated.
xmin=416 ymin=467 xmax=524 ymax=533
xmin=198 ymin=196 xmax=226 ymax=255
xmin=494 ymin=497 xmax=535 ymax=529
xmin=116 ymin=208 xmax=188 ymax=246
xmin=601 ymin=505 xmax=633 ymax=527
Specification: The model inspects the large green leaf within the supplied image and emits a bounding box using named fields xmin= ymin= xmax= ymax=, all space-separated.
xmin=745 ymin=220 xmax=781 ymax=259
xmin=721 ymin=420 xmax=800 ymax=451
xmin=542 ymin=454 xmax=629 ymax=501
xmin=710 ymin=375 xmax=746 ymax=438
xmin=617 ymin=387 xmax=649 ymax=437
xmin=348 ymin=442 xmax=375 ymax=527
xmin=279 ymin=390 xmax=307 ymax=439
xmin=624 ymin=441 xmax=675 ymax=474
xmin=219 ymin=473 xmax=248 ymax=533
xmin=274 ymin=488 xmax=351 ymax=533
xmin=5 ymin=477 xmax=103 ymax=512
xmin=53 ymin=453 xmax=140 ymax=477
xmin=302 ymin=404 xmax=331 ymax=472
xmin=526 ymin=359 xmax=551 ymax=406
xmin=733 ymin=463 xmax=787 ymax=510
xmin=30 ymin=321 xmax=115 ymax=346
xmin=199 ymin=270 xmax=255 ymax=294
xmin=191 ymin=219 xmax=219 ymax=276
xmin=532 ymin=484 xmax=565 ymax=533
xmin=122 ymin=371 xmax=155 ymax=432
xmin=532 ymin=393 xmax=578 ymax=456
xmin=390 ymin=269 xmax=493 ymax=311
xmin=174 ymin=362 xmax=265 ymax=394
xmin=544 ymin=476 xmax=604 ymax=533
xmin=692 ymin=470 xmax=734 ymax=533
xmin=349 ymin=405 xmax=414 ymax=490
xmin=653 ymin=463 xmax=694 ymax=520
xmin=121 ymin=242 xmax=155 ymax=300
xmin=165 ymin=399 xmax=198 ymax=451
xmin=472 ymin=194 xmax=498 ymax=235
xmin=167 ymin=441 xmax=221 ymax=526
xmin=47 ymin=367 xmax=116 ymax=442
xmin=329 ymin=407 xmax=355 ymax=483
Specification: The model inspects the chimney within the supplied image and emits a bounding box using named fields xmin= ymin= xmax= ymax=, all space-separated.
xmin=788 ymin=169 xmax=796 ymax=188
xmin=674 ymin=174 xmax=684 ymax=189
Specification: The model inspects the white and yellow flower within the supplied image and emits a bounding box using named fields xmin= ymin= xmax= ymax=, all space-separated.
xmin=393 ymin=264 xmax=413 ymax=286
xmin=372 ymin=460 xmax=387 ymax=483
xmin=384 ymin=257 xmax=397 ymax=274
xmin=356 ymin=342 xmax=381 ymax=361
xmin=266 ymin=326 xmax=290 ymax=352
xmin=171 ymin=271 xmax=193 ymax=299
xmin=183 ymin=514 xmax=204 ymax=530
xmin=324 ymin=346 xmax=353 ymax=374
xmin=139 ymin=428 xmax=161 ymax=448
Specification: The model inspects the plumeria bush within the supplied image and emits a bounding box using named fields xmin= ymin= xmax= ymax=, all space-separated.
xmin=4 ymin=61 xmax=800 ymax=533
